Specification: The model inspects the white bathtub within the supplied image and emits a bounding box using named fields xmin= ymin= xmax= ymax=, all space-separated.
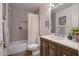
xmin=8 ymin=40 xmax=28 ymax=55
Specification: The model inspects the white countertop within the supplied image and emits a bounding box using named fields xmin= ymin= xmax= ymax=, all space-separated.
xmin=41 ymin=34 xmax=78 ymax=51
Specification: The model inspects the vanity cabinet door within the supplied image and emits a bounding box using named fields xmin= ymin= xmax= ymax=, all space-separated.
xmin=48 ymin=43 xmax=58 ymax=56
xmin=40 ymin=38 xmax=49 ymax=56
xmin=42 ymin=39 xmax=49 ymax=56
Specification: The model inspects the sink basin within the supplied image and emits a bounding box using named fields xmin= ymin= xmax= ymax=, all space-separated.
xmin=47 ymin=34 xmax=74 ymax=42
xmin=46 ymin=34 xmax=68 ymax=40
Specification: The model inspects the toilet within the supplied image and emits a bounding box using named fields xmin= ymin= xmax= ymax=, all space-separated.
xmin=28 ymin=43 xmax=39 ymax=51
xmin=27 ymin=37 xmax=40 ymax=56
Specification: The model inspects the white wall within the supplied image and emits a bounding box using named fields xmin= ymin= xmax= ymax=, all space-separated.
xmin=39 ymin=4 xmax=51 ymax=36
xmin=56 ymin=4 xmax=79 ymax=34
xmin=0 ymin=3 xmax=4 ymax=56
xmin=0 ymin=3 xmax=3 ymax=41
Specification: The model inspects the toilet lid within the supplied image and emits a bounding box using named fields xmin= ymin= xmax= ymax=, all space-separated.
xmin=28 ymin=43 xmax=39 ymax=49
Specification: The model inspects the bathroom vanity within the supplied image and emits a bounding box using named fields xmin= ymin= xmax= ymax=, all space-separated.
xmin=40 ymin=35 xmax=78 ymax=56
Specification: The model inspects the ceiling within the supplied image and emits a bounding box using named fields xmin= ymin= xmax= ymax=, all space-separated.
xmin=51 ymin=3 xmax=74 ymax=13
xmin=9 ymin=3 xmax=46 ymax=13
xmin=9 ymin=3 xmax=74 ymax=13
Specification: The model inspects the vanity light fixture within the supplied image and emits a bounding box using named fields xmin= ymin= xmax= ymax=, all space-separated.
xmin=50 ymin=3 xmax=64 ymax=9
xmin=50 ymin=3 xmax=55 ymax=7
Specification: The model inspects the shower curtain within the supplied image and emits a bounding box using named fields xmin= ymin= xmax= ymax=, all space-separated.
xmin=28 ymin=13 xmax=39 ymax=45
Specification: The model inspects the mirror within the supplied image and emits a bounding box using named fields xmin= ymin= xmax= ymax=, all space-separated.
xmin=51 ymin=3 xmax=79 ymax=37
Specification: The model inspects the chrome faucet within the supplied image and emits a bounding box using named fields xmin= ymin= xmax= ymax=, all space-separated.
xmin=58 ymin=27 xmax=66 ymax=37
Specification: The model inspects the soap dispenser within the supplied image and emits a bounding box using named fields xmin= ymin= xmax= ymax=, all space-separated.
xmin=67 ymin=33 xmax=72 ymax=40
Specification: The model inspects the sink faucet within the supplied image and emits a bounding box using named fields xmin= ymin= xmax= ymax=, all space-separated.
xmin=58 ymin=27 xmax=66 ymax=37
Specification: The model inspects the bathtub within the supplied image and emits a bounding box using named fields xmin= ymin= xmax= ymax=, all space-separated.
xmin=8 ymin=40 xmax=28 ymax=55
